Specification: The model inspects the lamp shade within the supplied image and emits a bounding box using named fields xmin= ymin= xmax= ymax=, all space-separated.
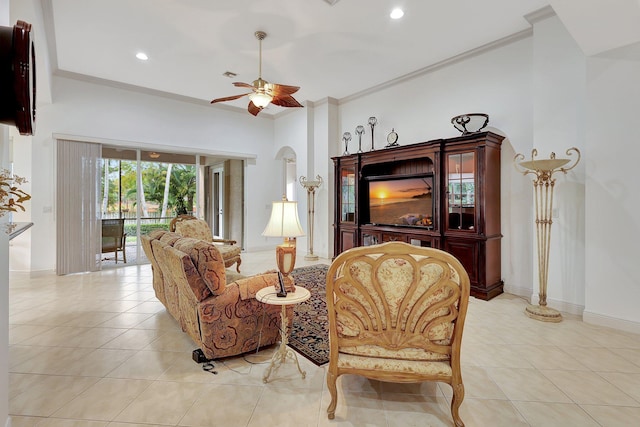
xmin=262 ymin=198 xmax=305 ymax=238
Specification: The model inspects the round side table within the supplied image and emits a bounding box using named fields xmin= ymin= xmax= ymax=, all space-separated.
xmin=256 ymin=286 xmax=311 ymax=383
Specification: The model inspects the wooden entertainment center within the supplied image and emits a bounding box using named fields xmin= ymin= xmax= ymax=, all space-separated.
xmin=332 ymin=131 xmax=504 ymax=300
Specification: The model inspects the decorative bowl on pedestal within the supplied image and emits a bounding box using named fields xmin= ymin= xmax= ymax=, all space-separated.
xmin=451 ymin=113 xmax=489 ymax=135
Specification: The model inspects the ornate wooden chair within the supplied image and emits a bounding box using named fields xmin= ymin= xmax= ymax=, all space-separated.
xmin=326 ymin=242 xmax=470 ymax=427
xmin=101 ymin=218 xmax=127 ymax=263
xmin=169 ymin=214 xmax=242 ymax=272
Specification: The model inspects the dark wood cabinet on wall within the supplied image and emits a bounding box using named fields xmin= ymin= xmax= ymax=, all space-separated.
xmin=333 ymin=131 xmax=504 ymax=300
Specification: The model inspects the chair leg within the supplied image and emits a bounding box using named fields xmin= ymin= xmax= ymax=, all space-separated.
xmin=122 ymin=247 xmax=127 ymax=263
xmin=235 ymin=258 xmax=241 ymax=273
xmin=327 ymin=371 xmax=338 ymax=419
xmin=451 ymin=381 xmax=465 ymax=427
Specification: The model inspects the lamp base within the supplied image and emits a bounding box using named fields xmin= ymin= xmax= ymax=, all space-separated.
xmin=304 ymin=253 xmax=319 ymax=261
xmin=525 ymin=304 xmax=563 ymax=323
xmin=275 ymin=243 xmax=297 ymax=291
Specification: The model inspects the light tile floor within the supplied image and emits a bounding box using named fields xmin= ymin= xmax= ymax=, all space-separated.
xmin=8 ymin=251 xmax=640 ymax=427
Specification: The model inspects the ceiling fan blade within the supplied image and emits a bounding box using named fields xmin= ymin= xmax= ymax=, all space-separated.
xmin=269 ymin=83 xmax=300 ymax=96
xmin=271 ymin=94 xmax=304 ymax=108
xmin=248 ymin=101 xmax=263 ymax=116
xmin=233 ymin=82 xmax=256 ymax=89
xmin=211 ymin=93 xmax=252 ymax=104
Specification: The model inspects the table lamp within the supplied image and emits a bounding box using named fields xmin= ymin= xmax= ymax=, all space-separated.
xmin=262 ymin=195 xmax=305 ymax=279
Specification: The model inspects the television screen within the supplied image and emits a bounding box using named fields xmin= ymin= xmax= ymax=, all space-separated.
xmin=368 ymin=176 xmax=433 ymax=228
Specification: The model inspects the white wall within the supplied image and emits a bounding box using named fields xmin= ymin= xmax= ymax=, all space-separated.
xmin=8 ymin=132 xmax=31 ymax=271
xmin=531 ymin=15 xmax=586 ymax=313
xmin=27 ymin=76 xmax=282 ymax=270
xmin=583 ymin=48 xmax=640 ymax=330
xmin=310 ymin=99 xmax=338 ymax=259
xmin=271 ymin=107 xmax=308 ymax=254
xmin=272 ymin=99 xmax=338 ymax=260
xmin=338 ymin=35 xmax=536 ymax=301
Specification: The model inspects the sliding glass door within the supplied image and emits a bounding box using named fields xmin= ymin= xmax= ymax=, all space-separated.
xmin=100 ymin=148 xmax=196 ymax=268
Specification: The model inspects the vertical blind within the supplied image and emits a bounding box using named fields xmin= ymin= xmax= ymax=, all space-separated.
xmin=56 ymin=139 xmax=101 ymax=275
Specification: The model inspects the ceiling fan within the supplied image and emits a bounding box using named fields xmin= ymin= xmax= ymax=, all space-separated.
xmin=211 ymin=31 xmax=303 ymax=116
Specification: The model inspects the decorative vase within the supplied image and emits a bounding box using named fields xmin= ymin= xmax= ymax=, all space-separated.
xmin=368 ymin=117 xmax=377 ymax=151
xmin=342 ymin=132 xmax=352 ymax=155
xmin=355 ymin=125 xmax=365 ymax=153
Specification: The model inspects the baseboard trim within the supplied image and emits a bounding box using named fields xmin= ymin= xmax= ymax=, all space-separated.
xmin=546 ymin=298 xmax=584 ymax=316
xmin=583 ymin=311 xmax=640 ymax=335
xmin=503 ymin=284 xmax=530 ymax=299
xmin=504 ymin=287 xmax=639 ymax=333
xmin=524 ymin=293 xmax=585 ymax=316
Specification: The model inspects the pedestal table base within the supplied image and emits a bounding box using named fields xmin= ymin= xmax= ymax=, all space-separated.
xmin=255 ymin=286 xmax=311 ymax=383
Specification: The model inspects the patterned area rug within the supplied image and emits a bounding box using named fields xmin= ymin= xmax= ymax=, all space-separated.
xmin=289 ymin=264 xmax=330 ymax=366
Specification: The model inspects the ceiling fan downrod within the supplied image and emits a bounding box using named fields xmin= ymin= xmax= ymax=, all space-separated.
xmin=255 ymin=31 xmax=266 ymax=80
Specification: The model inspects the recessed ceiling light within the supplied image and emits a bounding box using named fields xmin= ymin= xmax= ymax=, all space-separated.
xmin=136 ymin=52 xmax=148 ymax=61
xmin=390 ymin=8 xmax=404 ymax=19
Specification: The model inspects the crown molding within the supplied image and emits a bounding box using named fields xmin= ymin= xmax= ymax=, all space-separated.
xmin=340 ymin=28 xmax=533 ymax=105
xmin=524 ymin=5 xmax=556 ymax=25
xmin=54 ymin=70 xmax=228 ymax=108
xmin=53 ymin=69 xmax=282 ymax=119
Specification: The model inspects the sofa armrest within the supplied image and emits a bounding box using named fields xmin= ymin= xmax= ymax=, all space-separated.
xmin=197 ymin=278 xmax=292 ymax=358
xmin=232 ymin=272 xmax=296 ymax=300
xmin=213 ymin=238 xmax=237 ymax=245
xmin=234 ymin=272 xmax=277 ymax=300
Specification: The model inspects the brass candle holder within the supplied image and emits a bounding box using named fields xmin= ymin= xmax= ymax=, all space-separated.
xmin=514 ymin=147 xmax=580 ymax=322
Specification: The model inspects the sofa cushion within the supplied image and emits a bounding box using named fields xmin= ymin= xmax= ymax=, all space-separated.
xmin=173 ymin=237 xmax=227 ymax=296
xmin=148 ymin=229 xmax=167 ymax=240
xmin=217 ymin=244 xmax=241 ymax=258
xmin=159 ymin=232 xmax=181 ymax=246
xmin=175 ymin=219 xmax=213 ymax=242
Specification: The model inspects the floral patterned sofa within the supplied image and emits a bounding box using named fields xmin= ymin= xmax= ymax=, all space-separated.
xmin=141 ymin=230 xmax=293 ymax=360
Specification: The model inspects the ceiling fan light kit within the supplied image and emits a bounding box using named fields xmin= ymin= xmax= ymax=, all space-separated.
xmin=249 ymin=92 xmax=272 ymax=108
xmin=211 ymin=31 xmax=303 ymax=116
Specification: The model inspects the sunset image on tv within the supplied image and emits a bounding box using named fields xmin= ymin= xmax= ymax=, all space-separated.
xmin=369 ymin=177 xmax=433 ymax=227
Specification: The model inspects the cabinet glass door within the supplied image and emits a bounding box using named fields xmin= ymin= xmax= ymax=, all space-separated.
xmin=447 ymin=152 xmax=475 ymax=230
xmin=341 ymin=167 xmax=356 ymax=222
xmin=362 ymin=232 xmax=379 ymax=246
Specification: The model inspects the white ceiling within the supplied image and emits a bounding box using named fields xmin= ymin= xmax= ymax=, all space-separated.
xmin=12 ymin=0 xmax=640 ymax=115
xmin=40 ymin=0 xmax=554 ymax=115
